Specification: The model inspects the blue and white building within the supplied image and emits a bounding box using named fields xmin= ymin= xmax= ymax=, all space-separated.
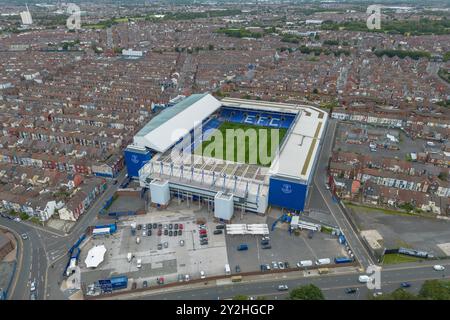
xmin=124 ymin=93 xmax=327 ymax=218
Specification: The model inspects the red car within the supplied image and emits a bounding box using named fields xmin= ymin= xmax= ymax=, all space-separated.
xmin=199 ymin=229 xmax=207 ymax=235
xmin=157 ymin=229 xmax=162 ymax=236
xmin=179 ymin=224 xmax=184 ymax=230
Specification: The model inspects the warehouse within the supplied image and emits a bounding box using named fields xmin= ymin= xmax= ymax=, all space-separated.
xmin=125 ymin=93 xmax=327 ymax=218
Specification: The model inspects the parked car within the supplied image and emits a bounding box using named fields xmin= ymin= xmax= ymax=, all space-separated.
xmin=179 ymin=240 xmax=185 ymax=247
xmin=200 ymin=240 xmax=208 ymax=245
xmin=142 ymin=224 xmax=147 ymax=230
xmin=235 ymin=265 xmax=241 ymax=273
xmin=200 ymin=271 xmax=206 ymax=279
xmin=262 ymin=236 xmax=270 ymax=241
xmin=158 ymin=223 xmax=162 ymax=229
xmin=164 ymin=229 xmax=168 ymax=236
xmin=265 ymin=264 xmax=271 ymax=271
xmin=178 ymin=230 xmax=182 ymax=236
xmin=137 ymin=224 xmax=142 ymax=230
xmin=174 ymin=230 xmax=178 ymax=236
xmin=164 ymin=224 xmax=168 ymax=230
xmin=174 ymin=223 xmax=179 ymax=230
xmin=260 ymin=264 xmax=266 ymax=272
xmin=199 ymin=224 xmax=207 ymax=229
xmin=132 ymin=282 xmax=137 ymax=290
xmin=277 ymin=285 xmax=289 ymax=291
xmin=142 ymin=230 xmax=147 ymax=236
xmin=179 ymin=224 xmax=184 ymax=230
xmin=200 ymin=234 xmax=208 ymax=239
xmin=237 ymin=244 xmax=248 ymax=251
xmin=30 ymin=280 xmax=36 ymax=292
xmin=169 ymin=231 xmax=173 ymax=237
xmin=30 ymin=292 xmax=36 ymax=300
xmin=164 ymin=242 xmax=168 ymax=248
xmin=213 ymin=230 xmax=223 ymax=235
xmin=153 ymin=223 xmax=157 ymax=229
xmin=143 ymin=280 xmax=148 ymax=288
xmin=147 ymin=224 xmax=152 ymax=230
xmin=199 ymin=229 xmax=207 ymax=235
xmin=278 ymin=262 xmax=285 ymax=269
xmin=345 ymin=288 xmax=357 ymax=294
xmin=169 ymin=224 xmax=173 ymax=230
xmin=157 ymin=243 xmax=163 ymax=250
xmin=147 ymin=229 xmax=152 ymax=236
xmin=21 ymin=233 xmax=28 ymax=240
xmin=262 ymin=245 xmax=272 ymax=249
xmin=185 ymin=274 xmax=190 ymax=282
xmin=157 ymin=229 xmax=162 ymax=236
xmin=261 ymin=239 xmax=269 ymax=245
xmin=178 ymin=274 xmax=184 ymax=282
xmin=284 ymin=262 xmax=290 ymax=269
xmin=216 ymin=224 xmax=225 ymax=230
xmin=272 ymin=262 xmax=278 ymax=269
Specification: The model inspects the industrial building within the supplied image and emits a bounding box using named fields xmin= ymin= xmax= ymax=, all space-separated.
xmin=124 ymin=93 xmax=327 ymax=220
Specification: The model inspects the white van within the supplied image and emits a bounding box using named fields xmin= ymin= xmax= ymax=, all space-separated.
xmin=127 ymin=252 xmax=132 ymax=263
xmin=136 ymin=237 xmax=140 ymax=244
xmin=136 ymin=259 xmax=142 ymax=268
xmin=315 ymin=258 xmax=331 ymax=266
xmin=225 ymin=264 xmax=231 ymax=275
xmin=299 ymin=260 xmax=313 ymax=267
xmin=358 ymin=275 xmax=370 ymax=283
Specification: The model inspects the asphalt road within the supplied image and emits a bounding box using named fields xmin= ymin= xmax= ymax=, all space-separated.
xmin=0 ymin=169 xmax=128 ymax=300
xmin=311 ymin=119 xmax=374 ymax=269
xmin=130 ymin=259 xmax=450 ymax=300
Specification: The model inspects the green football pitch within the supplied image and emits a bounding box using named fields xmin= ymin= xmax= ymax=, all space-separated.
xmin=194 ymin=122 xmax=288 ymax=166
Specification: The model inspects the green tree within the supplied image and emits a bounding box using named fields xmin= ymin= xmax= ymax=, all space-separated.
xmin=289 ymin=284 xmax=325 ymax=300
xmin=419 ymin=280 xmax=450 ymax=300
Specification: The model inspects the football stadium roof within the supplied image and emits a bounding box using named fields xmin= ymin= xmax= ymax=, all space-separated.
xmin=134 ymin=93 xmax=222 ymax=153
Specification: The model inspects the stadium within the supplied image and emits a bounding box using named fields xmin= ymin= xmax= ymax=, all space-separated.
xmin=124 ymin=93 xmax=328 ymax=221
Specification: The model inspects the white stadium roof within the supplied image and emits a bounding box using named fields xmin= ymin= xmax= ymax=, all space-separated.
xmin=134 ymin=93 xmax=222 ymax=153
